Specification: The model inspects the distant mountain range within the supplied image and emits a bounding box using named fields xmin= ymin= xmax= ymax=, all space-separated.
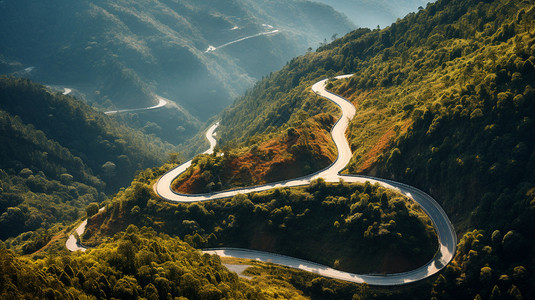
xmin=314 ymin=0 xmax=430 ymax=28
xmin=0 ymin=0 xmax=353 ymax=145
xmin=0 ymin=77 xmax=176 ymax=248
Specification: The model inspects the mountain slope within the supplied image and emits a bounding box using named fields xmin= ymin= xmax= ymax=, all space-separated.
xmin=1 ymin=226 xmax=291 ymax=299
xmin=0 ymin=0 xmax=353 ymax=123
xmin=183 ymin=0 xmax=535 ymax=298
xmin=0 ymin=77 xmax=175 ymax=250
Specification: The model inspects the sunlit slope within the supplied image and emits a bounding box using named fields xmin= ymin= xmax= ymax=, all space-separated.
xmin=1 ymin=227 xmax=293 ymax=299
xmin=213 ymin=0 xmax=535 ymax=298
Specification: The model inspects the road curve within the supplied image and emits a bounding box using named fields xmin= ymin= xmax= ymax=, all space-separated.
xmin=66 ymin=207 xmax=105 ymax=252
xmin=105 ymin=96 xmax=168 ymax=115
xmin=153 ymin=75 xmax=457 ymax=285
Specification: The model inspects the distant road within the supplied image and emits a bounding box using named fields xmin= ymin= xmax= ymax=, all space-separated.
xmin=205 ymin=26 xmax=280 ymax=53
xmin=104 ymin=96 xmax=168 ymax=115
xmin=153 ymin=75 xmax=457 ymax=285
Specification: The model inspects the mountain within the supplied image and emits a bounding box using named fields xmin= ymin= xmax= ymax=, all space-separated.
xmin=3 ymin=0 xmax=535 ymax=299
xmin=0 ymin=77 xmax=175 ymax=250
xmin=0 ymin=0 xmax=354 ymax=144
xmin=314 ymin=0 xmax=431 ymax=28
xmin=177 ymin=0 xmax=535 ymax=298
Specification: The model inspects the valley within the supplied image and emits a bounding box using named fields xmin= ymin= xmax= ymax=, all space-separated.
xmin=0 ymin=0 xmax=354 ymax=145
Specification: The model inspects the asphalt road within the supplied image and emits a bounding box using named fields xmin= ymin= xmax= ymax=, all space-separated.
xmin=104 ymin=96 xmax=168 ymax=115
xmin=66 ymin=207 xmax=105 ymax=252
xmin=153 ymin=75 xmax=457 ymax=285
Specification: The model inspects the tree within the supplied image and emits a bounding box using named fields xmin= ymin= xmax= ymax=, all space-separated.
xmin=168 ymin=152 xmax=180 ymax=164
xmin=59 ymin=173 xmax=74 ymax=185
xmin=101 ymin=161 xmax=116 ymax=179
xmin=480 ymin=266 xmax=492 ymax=285
xmin=86 ymin=203 xmax=99 ymax=217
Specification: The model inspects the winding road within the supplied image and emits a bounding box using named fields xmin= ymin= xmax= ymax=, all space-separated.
xmin=69 ymin=75 xmax=456 ymax=286
xmin=154 ymin=75 xmax=457 ymax=285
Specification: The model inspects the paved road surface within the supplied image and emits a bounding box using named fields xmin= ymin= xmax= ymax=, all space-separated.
xmin=105 ymin=96 xmax=168 ymax=115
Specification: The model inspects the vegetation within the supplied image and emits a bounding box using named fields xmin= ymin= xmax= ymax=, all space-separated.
xmin=0 ymin=225 xmax=275 ymax=299
xmin=82 ymin=165 xmax=437 ymax=275
xmin=0 ymin=0 xmax=353 ymax=125
xmin=0 ymin=77 xmax=174 ymax=250
xmin=2 ymin=224 xmax=407 ymax=300
xmin=0 ymin=77 xmax=173 ymax=189
xmin=173 ymin=113 xmax=337 ymax=193
xmin=3 ymin=0 xmax=535 ymax=299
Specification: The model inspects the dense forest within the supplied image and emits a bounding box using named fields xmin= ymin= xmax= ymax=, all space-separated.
xmin=0 ymin=226 xmax=275 ymax=299
xmin=329 ymin=1 xmax=535 ymax=298
xmin=1 ymin=224 xmax=379 ymax=299
xmin=81 ymin=166 xmax=437 ymax=275
xmin=0 ymin=77 xmax=175 ymax=252
xmin=0 ymin=161 xmax=425 ymax=299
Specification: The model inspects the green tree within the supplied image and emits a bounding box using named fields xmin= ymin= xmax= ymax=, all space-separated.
xmin=86 ymin=203 xmax=99 ymax=217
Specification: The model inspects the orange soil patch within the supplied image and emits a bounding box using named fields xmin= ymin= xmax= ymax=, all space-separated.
xmin=173 ymin=120 xmax=336 ymax=193
xmin=174 ymin=168 xmax=202 ymax=194
xmin=227 ymin=133 xmax=301 ymax=185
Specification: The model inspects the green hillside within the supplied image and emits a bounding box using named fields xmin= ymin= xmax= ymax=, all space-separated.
xmin=81 ymin=167 xmax=437 ymax=275
xmin=0 ymin=226 xmax=291 ymax=299
xmin=0 ymin=77 xmax=174 ymax=251
xmin=180 ymin=0 xmax=535 ymax=298
xmin=2 ymin=0 xmax=535 ymax=299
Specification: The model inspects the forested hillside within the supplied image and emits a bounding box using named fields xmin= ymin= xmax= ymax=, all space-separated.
xmin=0 ymin=0 xmax=353 ymax=145
xmin=2 ymin=0 xmax=535 ymax=299
xmin=0 ymin=226 xmax=277 ymax=299
xmin=82 ymin=167 xmax=437 ymax=275
xmin=180 ymin=0 xmax=535 ymax=298
xmin=1 ymin=160 xmax=428 ymax=299
xmin=0 ymin=77 xmax=174 ymax=252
